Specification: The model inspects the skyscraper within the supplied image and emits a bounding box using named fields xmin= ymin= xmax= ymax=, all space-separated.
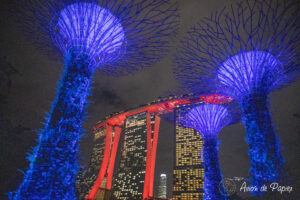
xmin=77 ymin=94 xmax=230 ymax=199
xmin=112 ymin=112 xmax=155 ymax=200
xmin=158 ymin=174 xmax=167 ymax=198
xmin=173 ymin=104 xmax=205 ymax=200
xmin=76 ymin=126 xmax=107 ymax=200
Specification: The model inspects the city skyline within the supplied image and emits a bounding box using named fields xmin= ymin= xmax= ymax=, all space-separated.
xmin=0 ymin=0 xmax=299 ymax=200
xmin=76 ymin=94 xmax=231 ymax=199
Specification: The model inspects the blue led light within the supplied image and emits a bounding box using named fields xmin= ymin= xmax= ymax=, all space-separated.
xmin=185 ymin=104 xmax=231 ymax=136
xmin=218 ymin=51 xmax=281 ymax=97
xmin=55 ymin=2 xmax=125 ymax=66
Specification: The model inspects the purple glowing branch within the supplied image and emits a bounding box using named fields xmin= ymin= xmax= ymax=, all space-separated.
xmin=184 ymin=104 xmax=232 ymax=136
xmin=174 ymin=0 xmax=300 ymax=97
xmin=217 ymin=51 xmax=282 ymax=98
xmin=53 ymin=2 xmax=125 ymax=66
xmin=14 ymin=0 xmax=179 ymax=75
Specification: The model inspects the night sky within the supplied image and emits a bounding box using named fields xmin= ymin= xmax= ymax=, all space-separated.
xmin=0 ymin=0 xmax=300 ymax=200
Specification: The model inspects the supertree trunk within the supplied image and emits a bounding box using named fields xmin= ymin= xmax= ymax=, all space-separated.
xmin=13 ymin=53 xmax=94 ymax=200
xmin=202 ymin=135 xmax=228 ymax=200
xmin=10 ymin=0 xmax=178 ymax=198
xmin=240 ymin=92 xmax=283 ymax=191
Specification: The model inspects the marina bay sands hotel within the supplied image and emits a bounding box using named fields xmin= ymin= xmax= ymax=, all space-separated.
xmin=75 ymin=94 xmax=232 ymax=200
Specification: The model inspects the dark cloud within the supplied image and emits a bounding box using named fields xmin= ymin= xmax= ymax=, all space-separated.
xmin=293 ymin=113 xmax=300 ymax=119
xmin=92 ymin=86 xmax=124 ymax=107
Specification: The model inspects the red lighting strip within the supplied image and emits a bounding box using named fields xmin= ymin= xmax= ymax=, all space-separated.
xmin=143 ymin=112 xmax=152 ymax=199
xmin=86 ymin=125 xmax=113 ymax=200
xmin=149 ymin=115 xmax=161 ymax=197
xmin=106 ymin=126 xmax=121 ymax=190
xmin=201 ymin=94 xmax=233 ymax=104
xmin=93 ymin=94 xmax=233 ymax=130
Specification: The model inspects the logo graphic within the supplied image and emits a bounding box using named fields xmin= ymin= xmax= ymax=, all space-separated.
xmin=219 ymin=178 xmax=237 ymax=196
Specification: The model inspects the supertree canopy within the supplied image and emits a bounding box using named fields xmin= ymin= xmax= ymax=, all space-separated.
xmin=180 ymin=102 xmax=239 ymax=200
xmin=54 ymin=2 xmax=126 ymax=66
xmin=174 ymin=0 xmax=300 ymax=192
xmin=217 ymin=51 xmax=281 ymax=97
xmin=10 ymin=0 xmax=178 ymax=199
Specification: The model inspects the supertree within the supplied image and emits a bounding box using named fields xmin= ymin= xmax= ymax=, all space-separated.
xmin=173 ymin=0 xmax=300 ymax=192
xmin=9 ymin=0 xmax=178 ymax=199
xmin=179 ymin=101 xmax=240 ymax=200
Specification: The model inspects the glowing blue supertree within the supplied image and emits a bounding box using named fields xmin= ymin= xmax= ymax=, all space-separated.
xmin=10 ymin=0 xmax=178 ymax=199
xmin=174 ymin=0 xmax=300 ymax=192
xmin=179 ymin=102 xmax=239 ymax=200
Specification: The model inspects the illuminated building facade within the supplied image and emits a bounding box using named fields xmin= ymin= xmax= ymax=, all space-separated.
xmin=76 ymin=94 xmax=232 ymax=200
xmin=93 ymin=188 xmax=112 ymax=200
xmin=158 ymin=174 xmax=167 ymax=198
xmin=76 ymin=126 xmax=107 ymax=200
xmin=112 ymin=112 xmax=151 ymax=199
xmin=173 ymin=103 xmax=205 ymax=200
